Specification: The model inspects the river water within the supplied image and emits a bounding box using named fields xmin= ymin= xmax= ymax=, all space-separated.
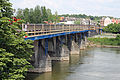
xmin=26 ymin=48 xmax=120 ymax=80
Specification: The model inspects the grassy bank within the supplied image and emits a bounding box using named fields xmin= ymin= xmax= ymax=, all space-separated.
xmin=88 ymin=35 xmax=120 ymax=46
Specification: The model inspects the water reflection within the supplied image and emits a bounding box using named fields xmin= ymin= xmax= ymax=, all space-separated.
xmin=26 ymin=48 xmax=120 ymax=80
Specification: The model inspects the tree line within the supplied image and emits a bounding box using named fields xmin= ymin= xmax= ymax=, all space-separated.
xmin=16 ymin=5 xmax=60 ymax=24
xmin=59 ymin=14 xmax=114 ymax=21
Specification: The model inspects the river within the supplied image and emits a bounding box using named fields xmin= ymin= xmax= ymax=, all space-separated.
xmin=26 ymin=48 xmax=120 ymax=80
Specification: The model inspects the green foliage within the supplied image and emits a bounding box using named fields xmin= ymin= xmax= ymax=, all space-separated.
xmin=0 ymin=17 xmax=34 ymax=80
xmin=41 ymin=6 xmax=48 ymax=23
xmin=0 ymin=0 xmax=33 ymax=80
xmin=88 ymin=36 xmax=120 ymax=46
xmin=0 ymin=0 xmax=13 ymax=17
xmin=103 ymin=23 xmax=120 ymax=33
xmin=116 ymin=35 xmax=120 ymax=40
xmin=34 ymin=5 xmax=42 ymax=23
xmin=16 ymin=8 xmax=24 ymax=19
xmin=0 ymin=48 xmax=32 ymax=79
xmin=16 ymin=5 xmax=60 ymax=24
xmin=74 ymin=20 xmax=81 ymax=24
xmin=47 ymin=9 xmax=53 ymax=23
xmin=23 ymin=8 xmax=30 ymax=23
xmin=59 ymin=14 xmax=113 ymax=21
xmin=53 ymin=11 xmax=60 ymax=23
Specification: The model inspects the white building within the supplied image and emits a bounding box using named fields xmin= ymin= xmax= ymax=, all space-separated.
xmin=65 ymin=21 xmax=74 ymax=24
xmin=104 ymin=17 xmax=112 ymax=26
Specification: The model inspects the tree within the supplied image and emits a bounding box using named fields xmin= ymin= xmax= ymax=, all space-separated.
xmin=53 ymin=11 xmax=60 ymax=24
xmin=0 ymin=0 xmax=33 ymax=79
xmin=103 ymin=23 xmax=120 ymax=33
xmin=47 ymin=9 xmax=53 ymax=23
xmin=34 ymin=5 xmax=42 ymax=23
xmin=41 ymin=6 xmax=48 ymax=23
xmin=16 ymin=8 xmax=24 ymax=19
xmin=29 ymin=8 xmax=35 ymax=23
xmin=15 ymin=5 xmax=60 ymax=24
xmin=0 ymin=0 xmax=13 ymax=17
xmin=23 ymin=8 xmax=30 ymax=23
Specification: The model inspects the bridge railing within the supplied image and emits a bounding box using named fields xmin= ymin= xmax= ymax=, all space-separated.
xmin=22 ymin=24 xmax=98 ymax=37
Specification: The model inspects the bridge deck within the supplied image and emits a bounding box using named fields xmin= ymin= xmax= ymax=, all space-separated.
xmin=22 ymin=24 xmax=102 ymax=40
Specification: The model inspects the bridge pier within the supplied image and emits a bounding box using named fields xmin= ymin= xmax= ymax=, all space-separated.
xmin=69 ymin=32 xmax=89 ymax=54
xmin=70 ymin=34 xmax=80 ymax=55
xmin=55 ymin=36 xmax=70 ymax=61
xmin=47 ymin=36 xmax=70 ymax=61
xmin=80 ymin=32 xmax=88 ymax=50
xmin=29 ymin=39 xmax=52 ymax=73
xmin=80 ymin=33 xmax=85 ymax=50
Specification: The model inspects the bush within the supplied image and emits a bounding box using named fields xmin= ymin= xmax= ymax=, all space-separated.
xmin=103 ymin=23 xmax=120 ymax=33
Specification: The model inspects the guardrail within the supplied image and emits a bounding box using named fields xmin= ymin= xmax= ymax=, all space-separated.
xmin=22 ymin=24 xmax=100 ymax=37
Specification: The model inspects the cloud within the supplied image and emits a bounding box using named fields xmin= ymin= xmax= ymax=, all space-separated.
xmin=87 ymin=0 xmax=114 ymax=3
xmin=10 ymin=0 xmax=120 ymax=18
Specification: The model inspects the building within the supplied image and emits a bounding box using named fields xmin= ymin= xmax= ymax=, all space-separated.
xmin=59 ymin=16 xmax=97 ymax=25
xmin=111 ymin=19 xmax=120 ymax=24
xmin=100 ymin=17 xmax=120 ymax=26
xmin=65 ymin=21 xmax=74 ymax=24
xmin=104 ymin=17 xmax=112 ymax=26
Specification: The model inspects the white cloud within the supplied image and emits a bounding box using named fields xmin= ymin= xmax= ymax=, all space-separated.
xmin=10 ymin=0 xmax=120 ymax=18
xmin=88 ymin=0 xmax=114 ymax=3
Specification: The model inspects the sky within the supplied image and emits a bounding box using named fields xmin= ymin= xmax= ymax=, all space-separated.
xmin=10 ymin=0 xmax=120 ymax=18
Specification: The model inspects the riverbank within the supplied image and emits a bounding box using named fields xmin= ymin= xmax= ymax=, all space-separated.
xmin=87 ymin=41 xmax=120 ymax=48
xmin=87 ymin=34 xmax=120 ymax=48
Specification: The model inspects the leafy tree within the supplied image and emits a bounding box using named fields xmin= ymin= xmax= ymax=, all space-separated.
xmin=47 ymin=9 xmax=54 ymax=23
xmin=16 ymin=8 xmax=24 ymax=19
xmin=34 ymin=5 xmax=42 ymax=23
xmin=15 ymin=5 xmax=60 ymax=24
xmin=103 ymin=23 xmax=120 ymax=33
xmin=23 ymin=8 xmax=30 ymax=23
xmin=29 ymin=8 xmax=35 ymax=23
xmin=41 ymin=6 xmax=48 ymax=23
xmin=53 ymin=11 xmax=60 ymax=23
xmin=0 ymin=0 xmax=13 ymax=17
xmin=0 ymin=0 xmax=33 ymax=79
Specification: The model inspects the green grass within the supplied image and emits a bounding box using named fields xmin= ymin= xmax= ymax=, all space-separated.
xmin=88 ymin=35 xmax=120 ymax=46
